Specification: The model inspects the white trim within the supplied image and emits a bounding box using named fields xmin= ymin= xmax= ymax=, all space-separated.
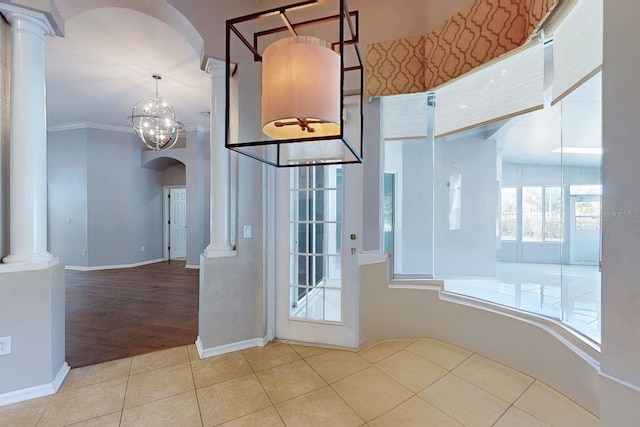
xmin=357 ymin=250 xmax=387 ymax=265
xmin=196 ymin=335 xmax=271 ymax=359
xmin=185 ymin=264 xmax=199 ymax=269
xmin=0 ymin=362 xmax=69 ymax=407
xmin=65 ymin=258 xmax=164 ymax=271
xmin=599 ymin=371 xmax=640 ymax=394
xmin=48 ymin=122 xmax=133 ymax=133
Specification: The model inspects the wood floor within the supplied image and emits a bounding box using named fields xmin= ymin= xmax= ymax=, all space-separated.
xmin=65 ymin=260 xmax=199 ymax=368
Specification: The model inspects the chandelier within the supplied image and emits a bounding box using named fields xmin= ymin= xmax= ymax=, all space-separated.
xmin=225 ymin=0 xmax=363 ymax=167
xmin=128 ymin=75 xmax=184 ymax=150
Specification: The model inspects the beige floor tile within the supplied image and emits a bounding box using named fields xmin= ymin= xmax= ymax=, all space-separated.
xmin=120 ymin=390 xmax=201 ymax=427
xmin=375 ymin=350 xmax=447 ymax=393
xmin=0 ymin=395 xmax=51 ymax=427
xmin=406 ymin=339 xmax=472 ymax=370
xmin=290 ymin=344 xmax=330 ymax=358
xmin=276 ymin=386 xmax=363 ymax=427
xmin=359 ymin=339 xmax=415 ymax=363
xmin=219 ymin=407 xmax=284 ymax=427
xmin=191 ymin=351 xmax=253 ymax=389
xmin=38 ymin=377 xmax=127 ymax=427
xmin=130 ymin=346 xmax=190 ymax=375
xmin=61 ymin=358 xmax=132 ymax=391
xmin=306 ymin=350 xmax=371 ymax=384
xmin=452 ymin=354 xmax=534 ymax=403
xmin=332 ymin=367 xmax=413 ymax=422
xmin=256 ymin=359 xmax=327 ymax=404
xmin=242 ymin=342 xmax=300 ymax=372
xmin=494 ymin=407 xmax=551 ymax=427
xmin=187 ymin=344 xmax=201 ymax=361
xmin=514 ymin=381 xmax=599 ymax=427
xmin=68 ymin=411 xmax=121 ymax=426
xmin=419 ymin=374 xmax=509 ymax=427
xmin=368 ymin=396 xmax=462 ymax=427
xmin=124 ymin=362 xmax=194 ymax=409
xmin=197 ymin=373 xmax=272 ymax=426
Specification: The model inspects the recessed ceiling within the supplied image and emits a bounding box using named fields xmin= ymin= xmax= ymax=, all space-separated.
xmin=45 ymin=7 xmax=211 ymax=130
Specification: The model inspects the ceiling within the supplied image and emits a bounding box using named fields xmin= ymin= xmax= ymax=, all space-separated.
xmin=45 ymin=7 xmax=212 ymax=130
xmin=497 ymin=72 xmax=602 ymax=167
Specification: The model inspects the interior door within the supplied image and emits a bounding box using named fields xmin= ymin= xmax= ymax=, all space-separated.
xmin=275 ymin=163 xmax=361 ymax=347
xmin=169 ymin=188 xmax=187 ymax=259
xmin=569 ymin=195 xmax=600 ymax=265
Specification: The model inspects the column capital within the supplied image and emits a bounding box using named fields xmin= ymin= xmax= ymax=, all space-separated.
xmin=0 ymin=1 xmax=64 ymax=37
xmin=204 ymin=56 xmax=236 ymax=79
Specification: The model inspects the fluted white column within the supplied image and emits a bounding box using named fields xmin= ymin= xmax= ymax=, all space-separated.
xmin=204 ymin=58 xmax=234 ymax=257
xmin=2 ymin=11 xmax=57 ymax=267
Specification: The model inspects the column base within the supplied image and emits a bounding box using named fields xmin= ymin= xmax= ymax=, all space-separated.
xmin=1 ymin=252 xmax=59 ymax=272
xmin=203 ymin=244 xmax=237 ymax=259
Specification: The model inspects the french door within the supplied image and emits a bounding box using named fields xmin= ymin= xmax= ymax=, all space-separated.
xmin=275 ymin=163 xmax=361 ymax=347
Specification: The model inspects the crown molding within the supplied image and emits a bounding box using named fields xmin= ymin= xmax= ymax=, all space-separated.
xmin=48 ymin=122 xmax=210 ymax=133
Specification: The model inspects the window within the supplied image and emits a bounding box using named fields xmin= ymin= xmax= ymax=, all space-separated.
xmin=545 ymin=187 xmax=564 ymax=241
xmin=289 ymin=166 xmax=342 ymax=322
xmin=500 ymin=187 xmax=517 ymax=240
xmin=575 ymin=200 xmax=600 ymax=231
xmin=522 ymin=187 xmax=543 ymax=241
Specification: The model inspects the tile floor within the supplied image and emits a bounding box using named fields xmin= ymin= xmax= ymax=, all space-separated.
xmin=1 ymin=339 xmax=599 ymax=426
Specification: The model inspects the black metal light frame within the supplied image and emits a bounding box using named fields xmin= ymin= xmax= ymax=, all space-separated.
xmin=225 ymin=0 xmax=363 ymax=167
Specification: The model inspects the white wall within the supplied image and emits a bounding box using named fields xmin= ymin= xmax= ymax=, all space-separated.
xmin=600 ymin=0 xmax=640 ymax=423
xmin=434 ymin=136 xmax=497 ymax=276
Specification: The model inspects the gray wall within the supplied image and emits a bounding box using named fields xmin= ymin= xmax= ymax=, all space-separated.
xmin=162 ymin=163 xmax=186 ymax=186
xmin=48 ymin=128 xmax=164 ymax=267
xmin=0 ymin=264 xmax=65 ymax=396
xmin=48 ymin=129 xmax=88 ymax=266
xmin=199 ymin=156 xmax=264 ymax=348
xmin=87 ymin=129 xmax=163 ymax=266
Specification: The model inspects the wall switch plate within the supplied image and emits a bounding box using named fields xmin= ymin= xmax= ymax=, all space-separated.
xmin=0 ymin=336 xmax=11 ymax=356
xmin=243 ymin=225 xmax=252 ymax=239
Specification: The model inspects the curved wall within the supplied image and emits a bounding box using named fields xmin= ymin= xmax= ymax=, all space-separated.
xmin=359 ymin=258 xmax=601 ymax=415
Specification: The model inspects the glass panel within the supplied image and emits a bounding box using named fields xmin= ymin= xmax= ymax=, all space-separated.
xmin=289 ymin=165 xmax=342 ymax=323
xmin=383 ymin=173 xmax=395 ymax=252
xmin=570 ymin=184 xmax=602 ymax=195
xmin=522 ymin=187 xmax=543 ymax=242
xmin=545 ymin=187 xmax=563 ymax=241
xmin=575 ymin=201 xmax=600 ymax=215
xmin=324 ymin=289 xmax=341 ymax=322
xmin=576 ymin=216 xmax=600 ymax=231
xmin=501 ymin=187 xmax=517 ymax=241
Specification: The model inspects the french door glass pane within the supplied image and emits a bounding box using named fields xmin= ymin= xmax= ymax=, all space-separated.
xmin=289 ymin=166 xmax=343 ymax=323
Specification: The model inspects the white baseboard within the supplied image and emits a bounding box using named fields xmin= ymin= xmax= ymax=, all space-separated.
xmin=0 ymin=362 xmax=69 ymax=407
xmin=185 ymin=264 xmax=200 ymax=269
xmin=196 ymin=336 xmax=271 ymax=359
xmin=65 ymin=258 xmax=164 ymax=271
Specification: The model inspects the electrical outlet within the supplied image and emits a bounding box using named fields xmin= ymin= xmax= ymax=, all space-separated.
xmin=0 ymin=336 xmax=11 ymax=356
xmin=141 ymin=246 xmax=145 ymax=252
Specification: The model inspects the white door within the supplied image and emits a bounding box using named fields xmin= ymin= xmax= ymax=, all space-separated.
xmin=169 ymin=188 xmax=187 ymax=259
xmin=275 ymin=163 xmax=362 ymax=347
xmin=569 ymin=195 xmax=600 ymax=265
